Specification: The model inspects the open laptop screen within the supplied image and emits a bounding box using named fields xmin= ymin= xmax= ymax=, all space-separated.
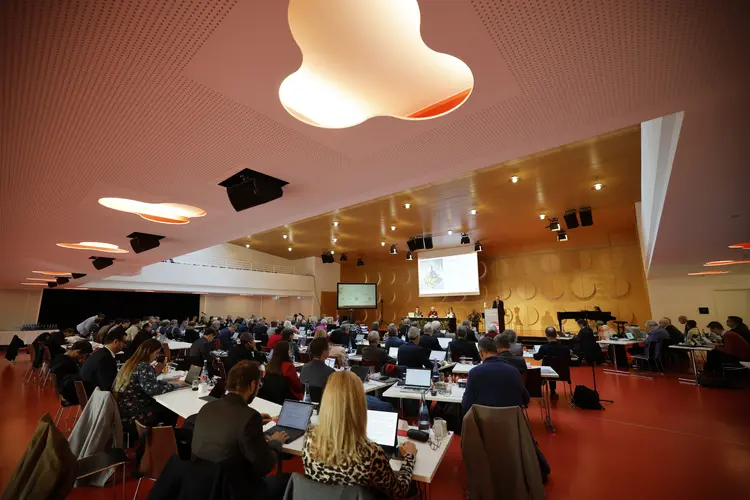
xmin=276 ymin=400 xmax=314 ymax=431
xmin=429 ymin=350 xmax=446 ymax=362
xmin=388 ymin=347 xmax=399 ymax=358
xmin=437 ymin=338 xmax=451 ymax=349
xmin=366 ymin=410 xmax=399 ymax=447
xmin=325 ymin=357 xmax=336 ymax=368
xmin=405 ymin=369 xmax=431 ymax=387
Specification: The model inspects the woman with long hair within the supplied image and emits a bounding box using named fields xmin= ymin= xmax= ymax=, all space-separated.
xmin=303 ymin=371 xmax=417 ymax=499
xmin=314 ymin=327 xmax=345 ymax=367
xmin=113 ymin=339 xmax=182 ymax=427
xmin=266 ymin=340 xmax=303 ymax=400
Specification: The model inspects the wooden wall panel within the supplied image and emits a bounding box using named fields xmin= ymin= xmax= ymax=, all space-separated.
xmin=320 ymin=291 xmax=338 ymax=318
xmin=340 ymin=242 xmax=652 ymax=336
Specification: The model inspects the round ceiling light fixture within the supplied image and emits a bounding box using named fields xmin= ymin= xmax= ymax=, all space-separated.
xmin=333 ymin=221 xmax=339 ymax=227
xmin=593 ymin=182 xmax=604 ymax=191
xmin=539 ymin=214 xmax=546 ymax=220
xmin=404 ymin=203 xmax=411 ymax=209
xmin=56 ymin=242 xmax=129 ymax=253
xmin=470 ymin=208 xmax=477 ymax=215
xmin=98 ymin=198 xmax=206 ymax=224
xmin=510 ymin=175 xmax=519 ymax=184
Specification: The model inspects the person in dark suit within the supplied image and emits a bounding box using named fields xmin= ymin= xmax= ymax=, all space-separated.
xmin=492 ymin=295 xmax=506 ymax=331
xmin=534 ymin=327 xmax=571 ymax=399
xmin=462 ymin=337 xmax=529 ymax=413
xmin=189 ymin=327 xmax=217 ymax=366
xmin=418 ymin=324 xmax=442 ymax=354
xmin=184 ymin=321 xmax=200 ymax=344
xmin=362 ymin=331 xmax=394 ymax=370
xmin=398 ymin=320 xmax=410 ymax=339
xmin=448 ymin=325 xmax=480 ymax=362
xmin=494 ymin=333 xmax=526 ymax=374
xmin=225 ymin=332 xmax=267 ymax=373
xmin=80 ymin=329 xmax=127 ymax=392
xmin=300 ymin=337 xmax=335 ymax=390
xmin=50 ymin=340 xmax=93 ymax=404
xmin=217 ymin=324 xmax=236 ymax=351
xmin=329 ymin=323 xmax=352 ymax=348
xmin=252 ymin=319 xmax=269 ymax=346
xmin=125 ymin=323 xmax=154 ymax=359
xmin=397 ymin=327 xmax=433 ymax=369
xmin=659 ymin=318 xmax=684 ymax=344
xmin=191 ymin=361 xmax=290 ymax=499
xmin=106 ymin=318 xmax=130 ymax=343
xmin=573 ymin=318 xmax=601 ymax=363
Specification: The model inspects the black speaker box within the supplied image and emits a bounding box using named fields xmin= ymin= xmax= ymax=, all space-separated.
xmin=56 ymin=277 xmax=69 ymax=285
xmin=413 ymin=237 xmax=425 ymax=251
xmin=219 ymin=168 xmax=289 ymax=212
xmin=321 ymin=253 xmax=335 ymax=264
xmin=564 ymin=209 xmax=579 ymax=229
xmin=407 ymin=238 xmax=418 ymax=252
xmin=90 ymin=257 xmax=114 ymax=270
xmin=579 ymin=207 xmax=593 ymax=226
xmin=71 ymin=273 xmax=87 ymax=279
xmin=424 ymin=235 xmax=434 ymax=249
xmin=128 ymin=232 xmax=164 ymax=254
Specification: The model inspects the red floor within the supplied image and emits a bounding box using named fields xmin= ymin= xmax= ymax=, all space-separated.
xmin=2 ymin=356 xmax=750 ymax=499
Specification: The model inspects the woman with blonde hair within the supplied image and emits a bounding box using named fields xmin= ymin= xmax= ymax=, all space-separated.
xmin=315 ymin=327 xmax=345 ymax=367
xmin=303 ymin=371 xmax=417 ymax=498
xmin=113 ymin=338 xmax=183 ymax=427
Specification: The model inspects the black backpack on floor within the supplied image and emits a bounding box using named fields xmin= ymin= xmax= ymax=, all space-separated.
xmin=572 ymin=385 xmax=604 ymax=410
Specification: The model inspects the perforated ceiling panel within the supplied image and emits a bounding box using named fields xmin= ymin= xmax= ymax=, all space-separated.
xmin=1 ymin=0 xmax=748 ymax=287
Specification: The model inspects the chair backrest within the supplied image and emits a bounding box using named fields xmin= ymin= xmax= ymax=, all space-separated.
xmin=543 ymin=356 xmax=571 ymax=383
xmin=42 ymin=346 xmax=52 ymax=364
xmin=309 ymin=385 xmax=324 ymax=404
xmin=283 ymin=472 xmax=377 ymax=499
xmin=525 ymin=367 xmax=543 ymax=398
xmin=647 ymin=340 xmax=658 ymax=359
xmin=361 ymin=358 xmax=380 ymax=373
xmin=74 ymin=380 xmax=89 ymax=409
xmin=161 ymin=342 xmax=171 ymax=363
xmin=258 ymin=373 xmax=292 ymax=405
xmin=139 ymin=424 xmax=178 ymax=479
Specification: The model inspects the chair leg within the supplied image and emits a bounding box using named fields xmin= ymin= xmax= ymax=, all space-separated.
xmin=132 ymin=477 xmax=142 ymax=500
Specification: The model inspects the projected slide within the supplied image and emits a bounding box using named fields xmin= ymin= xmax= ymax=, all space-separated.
xmin=418 ymin=249 xmax=479 ymax=297
xmin=337 ymin=283 xmax=378 ymax=309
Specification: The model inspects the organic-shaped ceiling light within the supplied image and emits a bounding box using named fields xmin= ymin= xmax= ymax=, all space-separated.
xmin=98 ymin=198 xmax=206 ymax=224
xmin=56 ymin=242 xmax=129 ymax=253
xmin=280 ymin=0 xmax=474 ymax=128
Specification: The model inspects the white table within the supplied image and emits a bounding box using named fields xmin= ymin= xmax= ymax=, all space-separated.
xmin=0 ymin=330 xmax=56 ymax=346
xmin=167 ymin=341 xmax=192 ymax=351
xmin=740 ymin=361 xmax=750 ymax=369
xmin=597 ymin=339 xmax=642 ymax=373
xmin=437 ymin=362 xmax=456 ymax=371
xmin=153 ymin=388 xmax=282 ymax=420
xmin=669 ymin=344 xmax=714 ymax=384
xmin=451 ymin=363 xmax=474 ymax=374
xmin=363 ymin=379 xmax=397 ymax=394
xmin=382 ymin=384 xmax=465 ymax=404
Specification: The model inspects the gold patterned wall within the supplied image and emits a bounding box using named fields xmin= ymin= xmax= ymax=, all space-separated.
xmin=340 ymin=242 xmax=652 ymax=336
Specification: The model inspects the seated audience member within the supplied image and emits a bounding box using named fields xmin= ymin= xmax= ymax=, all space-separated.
xmin=703 ymin=325 xmax=750 ymax=374
xmin=125 ymin=318 xmax=141 ymax=342
xmin=80 ymin=329 xmax=127 ymax=392
xmin=113 ymin=339 xmax=183 ymax=427
xmin=303 ymin=371 xmax=417 ymax=498
xmin=267 ymin=341 xmax=303 ymax=400
xmin=494 ymin=333 xmax=526 ymax=373
xmin=50 ymin=340 xmax=93 ymax=404
xmin=329 ymin=323 xmax=350 ymax=347
xmin=314 ymin=327 xmax=345 ymax=367
xmin=95 ymin=320 xmax=115 ymax=343
xmin=164 ymin=319 xmax=182 ymax=340
xmin=107 ymin=318 xmax=130 ymax=342
xmin=462 ymin=320 xmax=479 ymax=342
xmin=371 ymin=321 xmax=380 ymax=333
xmin=678 ymin=315 xmax=691 ymax=336
xmin=45 ymin=328 xmax=75 ymax=359
xmin=189 ymin=327 xmax=217 ymax=365
xmin=225 ymin=332 xmax=267 ymax=373
xmin=265 ymin=326 xmax=280 ymax=349
xmin=431 ymin=320 xmax=445 ymax=338
xmin=192 ymin=361 xmax=290 ymax=499
xmin=448 ymin=325 xmax=481 ymax=362
xmin=484 ymin=323 xmax=499 ymax=339
xmin=283 ymin=320 xmax=299 ymax=335
xmin=184 ymin=321 xmax=200 ymax=343
xmin=629 ymin=320 xmax=670 ymax=358
xmin=217 ymin=324 xmax=236 ymax=351
xmin=398 ymin=327 xmax=433 ymax=369
xmin=362 ymin=331 xmax=394 ymax=369
xmin=398 ymin=319 xmax=410 ymax=339
xmin=534 ymin=327 xmax=571 ymax=400
xmin=280 ymin=328 xmax=300 ymax=360
xmin=126 ymin=322 xmax=155 ymax=359
xmin=300 ymin=337 xmax=335 ymax=390
xmin=727 ymin=316 xmax=750 ymax=344
xmin=707 ymin=321 xmax=726 ymax=338
xmin=462 ymin=337 xmax=530 ymax=413
xmin=595 ymin=321 xmax=615 ymax=341
xmin=573 ymin=318 xmax=602 ymax=363
xmin=418 ymin=324 xmax=442 ymax=353
xmin=385 ymin=324 xmax=405 ymax=349
xmin=659 ymin=318 xmax=684 ymax=344
xmin=684 ymin=320 xmax=701 ymax=342
xmin=502 ymin=329 xmax=523 ymax=356
xmin=253 ymin=319 xmax=269 ymax=345
xmin=77 ymin=312 xmax=105 ymax=337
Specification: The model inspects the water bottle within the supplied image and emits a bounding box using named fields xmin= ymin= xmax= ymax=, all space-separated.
xmin=200 ymin=361 xmax=209 ymax=384
xmin=432 ymin=363 xmax=440 ymax=383
xmin=303 ymin=383 xmax=312 ymax=403
xmin=446 ymin=348 xmax=452 ymax=363
xmin=418 ymin=394 xmax=430 ymax=431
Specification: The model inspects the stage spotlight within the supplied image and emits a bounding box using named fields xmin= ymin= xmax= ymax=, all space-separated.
xmin=405 ymin=251 xmax=413 ymax=261
xmin=340 ymin=253 xmax=348 ymax=262
xmin=128 ymin=232 xmax=165 ymax=254
xmin=474 ymin=242 xmax=483 ymax=252
xmin=71 ymin=273 xmax=87 ymax=279
xmin=320 ymin=253 xmax=335 ymax=264
xmin=558 ymin=231 xmax=568 ymax=242
xmin=90 ymin=257 xmax=115 ymax=270
xmin=460 ymin=233 xmax=470 ymax=245
xmin=56 ymin=277 xmax=70 ymax=285
xmin=389 ymin=245 xmax=398 ymax=255
xmin=548 ymin=219 xmax=560 ymax=232
xmin=356 ymin=258 xmax=364 ymax=267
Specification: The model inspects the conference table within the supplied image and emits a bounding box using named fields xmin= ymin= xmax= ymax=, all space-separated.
xmin=668 ymin=344 xmax=715 ymax=385
xmin=597 ymin=339 xmax=642 ymax=374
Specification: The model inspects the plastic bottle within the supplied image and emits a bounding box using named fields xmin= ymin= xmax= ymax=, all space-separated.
xmin=418 ymin=394 xmax=430 ymax=431
xmin=303 ymin=383 xmax=312 ymax=403
xmin=432 ymin=363 xmax=440 ymax=383
xmin=200 ymin=360 xmax=209 ymax=384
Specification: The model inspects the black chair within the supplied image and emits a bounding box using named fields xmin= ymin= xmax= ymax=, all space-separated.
xmin=258 ymin=373 xmax=295 ymax=405
xmin=351 ymin=365 xmax=371 ymax=382
xmin=631 ymin=341 xmax=658 ymax=371
xmin=308 ymin=386 xmax=324 ymax=404
xmin=542 ymin=356 xmax=573 ymax=402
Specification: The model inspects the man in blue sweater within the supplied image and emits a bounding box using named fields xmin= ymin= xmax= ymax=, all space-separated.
xmin=462 ymin=337 xmax=530 ymax=413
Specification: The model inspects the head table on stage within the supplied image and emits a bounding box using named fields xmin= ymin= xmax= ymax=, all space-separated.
xmin=400 ymin=317 xmax=457 ymax=333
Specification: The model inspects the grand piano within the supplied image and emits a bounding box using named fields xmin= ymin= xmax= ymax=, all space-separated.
xmin=556 ymin=310 xmax=616 ymax=332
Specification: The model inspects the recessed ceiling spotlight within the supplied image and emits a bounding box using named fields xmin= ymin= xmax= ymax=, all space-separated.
xmin=245 ymin=244 xmax=250 ymax=248
xmin=593 ymin=182 xmax=603 ymax=191
xmin=340 ymin=253 xmax=347 ymax=262
xmin=330 ymin=250 xmax=335 ymax=255
xmin=32 ymin=271 xmax=72 ymax=276
xmin=460 ymin=233 xmax=470 ymax=245
xmin=539 ymin=214 xmax=546 ymax=220
xmin=688 ymin=270 xmax=729 ymax=276
xmin=729 ymin=242 xmax=750 ymax=249
xmin=404 ymin=203 xmax=411 ymax=209
xmin=283 ymin=234 xmax=288 ymax=239
xmin=558 ymin=231 xmax=568 ymax=242
xmin=333 ymin=221 xmax=339 ymax=227
xmin=448 ymin=230 xmax=453 ymax=235
xmin=356 ymin=258 xmax=364 ymax=267
xmin=381 ymin=241 xmax=386 ymax=247
xmin=389 ymin=244 xmax=398 ymax=255
xmin=390 ymin=225 xmax=397 ymax=231
xmin=470 ymin=209 xmax=477 ymax=215
xmin=406 ymin=251 xmax=413 ymax=261
xmin=510 ymin=175 xmax=519 ymax=184
xmin=474 ymin=242 xmax=483 ymax=252
xmin=98 ymin=198 xmax=206 ymax=224
xmin=288 ymin=247 xmax=292 ymax=252
xmin=332 ymin=237 xmax=338 ymax=243
xmin=57 ymin=242 xmax=129 ymax=253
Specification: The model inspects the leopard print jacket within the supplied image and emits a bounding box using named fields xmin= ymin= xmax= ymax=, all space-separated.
xmin=302 ymin=428 xmax=416 ymax=499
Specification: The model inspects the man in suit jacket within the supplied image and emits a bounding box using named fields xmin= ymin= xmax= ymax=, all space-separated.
xmin=189 ymin=327 xmax=217 ymax=365
xmin=252 ymin=319 xmax=269 ymax=345
xmin=418 ymin=324 xmax=442 ymax=354
xmin=573 ymin=318 xmax=601 ymax=363
xmin=361 ymin=331 xmax=394 ymax=369
xmin=398 ymin=320 xmax=410 ymax=339
xmin=80 ymin=329 xmax=126 ymax=392
xmin=217 ymin=324 xmax=236 ymax=351
xmin=398 ymin=327 xmax=433 ymax=369
xmin=492 ymin=296 xmax=506 ymax=331
xmin=462 ymin=337 xmax=529 ymax=413
xmin=184 ymin=321 xmax=201 ymax=344
xmin=300 ymin=337 xmax=335 ymax=390
xmin=191 ymin=361 xmax=290 ymax=497
xmin=494 ymin=333 xmax=526 ymax=374
xmin=534 ymin=327 xmax=571 ymax=399
xmin=448 ymin=325 xmax=480 ymax=362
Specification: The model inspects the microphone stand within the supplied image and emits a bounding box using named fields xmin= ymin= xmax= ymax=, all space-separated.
xmin=591 ymin=361 xmax=613 ymax=404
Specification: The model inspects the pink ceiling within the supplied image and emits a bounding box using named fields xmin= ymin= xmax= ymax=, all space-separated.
xmin=1 ymin=0 xmax=748 ymax=288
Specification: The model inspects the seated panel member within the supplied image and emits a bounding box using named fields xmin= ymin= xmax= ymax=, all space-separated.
xmin=427 ymin=306 xmax=439 ymax=318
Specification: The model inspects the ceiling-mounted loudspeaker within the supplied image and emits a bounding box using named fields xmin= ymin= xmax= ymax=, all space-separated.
xmin=579 ymin=207 xmax=593 ymax=226
xmin=71 ymin=273 xmax=87 ymax=279
xmin=321 ymin=253 xmax=335 ymax=264
xmin=564 ymin=209 xmax=579 ymax=229
xmin=460 ymin=233 xmax=470 ymax=245
xmin=423 ymin=235 xmax=433 ymax=249
xmin=406 ymin=238 xmax=418 ymax=252
xmin=219 ymin=168 xmax=289 ymax=212
xmin=48 ymin=282 xmax=57 ymax=288
xmin=128 ymin=232 xmax=165 ymax=254
xmin=356 ymin=258 xmax=364 ymax=267
xmin=90 ymin=256 xmax=115 ymax=270
xmin=56 ymin=277 xmax=69 ymax=285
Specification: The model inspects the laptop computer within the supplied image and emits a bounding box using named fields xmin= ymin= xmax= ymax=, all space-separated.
xmin=367 ymin=410 xmax=403 ymax=460
xmin=437 ymin=338 xmax=451 ymax=349
xmin=325 ymin=357 xmax=336 ymax=368
xmin=388 ymin=347 xmax=399 ymax=358
xmin=184 ymin=365 xmax=202 ymax=385
xmin=355 ymin=334 xmax=365 ymax=342
xmin=351 ymin=365 xmax=372 ymax=382
xmin=429 ymin=350 xmax=446 ymax=362
xmin=402 ymin=369 xmax=431 ymax=392
xmin=625 ymin=332 xmax=634 ymax=340
xmin=199 ymin=377 xmax=227 ymax=402
xmin=263 ymin=400 xmax=315 ymax=443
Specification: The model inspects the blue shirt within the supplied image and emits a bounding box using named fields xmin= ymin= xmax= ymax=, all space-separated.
xmin=462 ymin=356 xmax=530 ymax=413
xmin=385 ymin=336 xmax=405 ymax=349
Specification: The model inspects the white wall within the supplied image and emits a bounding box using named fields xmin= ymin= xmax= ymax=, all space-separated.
xmin=647 ymin=274 xmax=750 ymax=325
xmin=0 ymin=289 xmax=43 ymax=329
xmin=181 ymin=243 xmax=304 ymax=270
xmin=201 ymin=294 xmax=313 ymax=320
xmin=311 ymin=257 xmax=340 ymax=309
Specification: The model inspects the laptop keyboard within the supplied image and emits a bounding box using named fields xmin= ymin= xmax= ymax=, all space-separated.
xmin=401 ymin=386 xmax=428 ymax=392
xmin=264 ymin=425 xmax=305 ymax=442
